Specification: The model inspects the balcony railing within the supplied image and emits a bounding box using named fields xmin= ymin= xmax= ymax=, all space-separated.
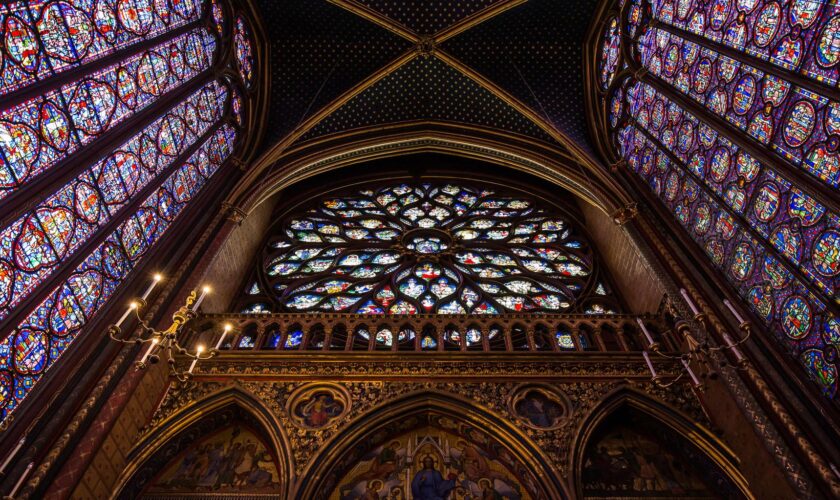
xmin=188 ymin=313 xmax=678 ymax=354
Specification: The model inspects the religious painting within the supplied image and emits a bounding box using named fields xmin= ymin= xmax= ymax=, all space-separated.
xmin=286 ymin=384 xmax=350 ymax=429
xmin=510 ymin=386 xmax=569 ymax=430
xmin=142 ymin=426 xmax=281 ymax=497
xmin=581 ymin=408 xmax=741 ymax=498
xmin=327 ymin=413 xmax=544 ymax=499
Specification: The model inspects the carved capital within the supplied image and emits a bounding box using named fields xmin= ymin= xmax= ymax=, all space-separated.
xmin=611 ymin=203 xmax=638 ymax=225
xmin=610 ymin=159 xmax=627 ymax=173
xmin=229 ymin=157 xmax=248 ymax=171
xmin=221 ymin=202 xmax=248 ymax=224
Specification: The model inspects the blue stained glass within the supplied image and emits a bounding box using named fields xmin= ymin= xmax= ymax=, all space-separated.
xmin=0 ymin=80 xmax=228 ymax=323
xmin=0 ymin=125 xmax=236 ymax=423
xmin=0 ymin=28 xmax=217 ymax=200
xmin=246 ymin=183 xmax=616 ymax=316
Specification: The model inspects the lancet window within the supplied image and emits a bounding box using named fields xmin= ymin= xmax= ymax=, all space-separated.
xmin=0 ymin=0 xmax=257 ymax=425
xmin=593 ymin=0 xmax=839 ymax=402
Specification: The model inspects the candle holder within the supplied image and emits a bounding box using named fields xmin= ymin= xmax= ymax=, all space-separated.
xmin=108 ymin=278 xmax=224 ymax=382
xmin=641 ymin=291 xmax=758 ymax=390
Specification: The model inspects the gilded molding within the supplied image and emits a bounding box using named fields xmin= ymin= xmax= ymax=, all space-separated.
xmin=140 ymin=376 xmax=704 ymax=483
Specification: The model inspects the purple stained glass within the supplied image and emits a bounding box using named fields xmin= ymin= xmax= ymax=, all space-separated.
xmin=615 ymin=97 xmax=838 ymax=402
xmin=651 ymin=0 xmax=833 ymax=84
xmin=0 ymin=28 xmax=217 ymax=201
xmin=623 ymin=80 xmax=840 ymax=300
xmin=0 ymin=1 xmax=205 ymax=97
xmin=638 ymin=26 xmax=839 ymax=189
xmin=599 ymin=16 xmax=621 ymax=90
xmin=0 ymin=124 xmax=236 ymax=423
xmin=0 ymin=80 xmax=228 ymax=324
xmin=234 ymin=16 xmax=254 ymax=87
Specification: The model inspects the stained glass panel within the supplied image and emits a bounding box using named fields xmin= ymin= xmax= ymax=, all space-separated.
xmin=599 ymin=16 xmax=621 ymax=89
xmin=0 ymin=80 xmax=228 ymax=322
xmin=0 ymin=28 xmax=217 ymax=200
xmin=240 ymin=183 xmax=620 ymax=315
xmin=233 ymin=16 xmax=254 ymax=87
xmin=650 ymin=0 xmax=838 ymax=86
xmin=0 ymin=125 xmax=236 ymax=422
xmin=614 ymin=104 xmax=838 ymax=400
xmin=623 ymin=80 xmax=839 ymax=301
xmin=0 ymin=0 xmax=204 ymax=96
xmin=637 ymin=26 xmax=840 ymax=188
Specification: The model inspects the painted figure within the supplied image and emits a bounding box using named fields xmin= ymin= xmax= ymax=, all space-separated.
xmin=516 ymin=392 xmax=563 ymax=428
xmin=410 ymin=456 xmax=456 ymax=500
xmin=298 ymin=392 xmax=343 ymax=427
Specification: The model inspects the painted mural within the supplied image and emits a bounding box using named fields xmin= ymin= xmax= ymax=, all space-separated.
xmin=510 ymin=387 xmax=568 ymax=430
xmin=142 ymin=426 xmax=281 ymax=496
xmin=287 ymin=385 xmax=349 ymax=429
xmin=328 ymin=413 xmax=542 ymax=499
xmin=581 ymin=409 xmax=739 ymax=498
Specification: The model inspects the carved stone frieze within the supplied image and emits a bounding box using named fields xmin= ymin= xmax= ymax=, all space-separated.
xmin=194 ymin=357 xmax=676 ymax=379
xmin=142 ymin=369 xmax=702 ymax=480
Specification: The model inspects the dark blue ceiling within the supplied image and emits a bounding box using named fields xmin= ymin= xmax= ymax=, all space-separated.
xmin=252 ymin=0 xmax=599 ymax=155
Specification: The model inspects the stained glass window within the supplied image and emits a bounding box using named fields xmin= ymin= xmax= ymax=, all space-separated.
xmin=234 ymin=16 xmax=254 ymax=87
xmin=0 ymin=1 xmax=257 ymax=425
xmin=237 ymin=182 xmax=621 ymax=316
xmin=593 ymin=0 xmax=840 ymax=403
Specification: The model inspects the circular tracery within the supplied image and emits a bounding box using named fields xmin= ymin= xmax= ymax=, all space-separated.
xmin=240 ymin=182 xmax=620 ymax=315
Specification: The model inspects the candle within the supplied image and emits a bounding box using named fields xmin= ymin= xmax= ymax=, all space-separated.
xmin=722 ymin=332 xmax=746 ymax=365
xmin=0 ymin=437 xmax=25 ymax=474
xmin=723 ymin=299 xmax=745 ymax=324
xmin=140 ymin=338 xmax=159 ymax=364
xmin=115 ymin=302 xmax=137 ymax=328
xmin=636 ymin=318 xmax=655 ymax=346
xmin=681 ymin=358 xmax=701 ymax=386
xmin=188 ymin=346 xmax=204 ymax=374
xmin=680 ymin=288 xmax=700 ymax=316
xmin=642 ymin=351 xmax=657 ymax=378
xmin=141 ymin=274 xmax=163 ymax=300
xmin=9 ymin=462 xmax=34 ymax=497
xmin=215 ymin=324 xmax=232 ymax=350
xmin=192 ymin=286 xmax=211 ymax=311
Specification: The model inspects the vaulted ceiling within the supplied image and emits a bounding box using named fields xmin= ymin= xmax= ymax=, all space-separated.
xmin=251 ymin=0 xmax=601 ymax=163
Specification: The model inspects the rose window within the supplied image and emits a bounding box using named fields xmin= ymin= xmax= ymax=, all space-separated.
xmin=239 ymin=183 xmax=620 ymax=316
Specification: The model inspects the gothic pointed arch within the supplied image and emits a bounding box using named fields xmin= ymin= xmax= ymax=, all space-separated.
xmin=114 ymin=386 xmax=292 ymax=498
xmin=571 ymin=387 xmax=751 ymax=498
xmin=225 ymin=124 xmax=637 ymax=221
xmin=231 ymin=168 xmax=626 ymax=317
xmin=295 ymin=390 xmax=570 ymax=500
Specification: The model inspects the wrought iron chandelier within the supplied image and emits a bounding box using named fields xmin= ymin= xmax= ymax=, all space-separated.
xmin=108 ymin=275 xmax=231 ymax=382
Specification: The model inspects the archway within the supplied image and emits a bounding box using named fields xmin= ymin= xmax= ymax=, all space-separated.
xmin=571 ymin=388 xmax=752 ymax=499
xmin=297 ymin=391 xmax=569 ymax=499
xmin=114 ymin=388 xmax=293 ymax=499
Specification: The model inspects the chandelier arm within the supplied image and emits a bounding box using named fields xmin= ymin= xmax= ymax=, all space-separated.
xmin=651 ymin=349 xmax=681 ymax=360
xmin=653 ymin=370 xmax=686 ymax=388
